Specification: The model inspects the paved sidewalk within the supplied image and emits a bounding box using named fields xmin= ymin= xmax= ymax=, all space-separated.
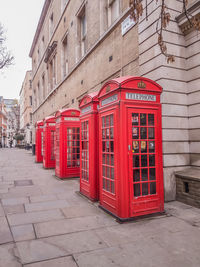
xmin=0 ymin=148 xmax=200 ymax=267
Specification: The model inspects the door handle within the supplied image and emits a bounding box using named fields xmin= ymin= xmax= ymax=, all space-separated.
xmin=128 ymin=145 xmax=131 ymax=151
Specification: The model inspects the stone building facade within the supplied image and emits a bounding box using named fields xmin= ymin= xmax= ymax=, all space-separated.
xmin=0 ymin=97 xmax=7 ymax=147
xmin=19 ymin=71 xmax=33 ymax=145
xmin=4 ymin=99 xmax=20 ymax=147
xmin=30 ymin=0 xmax=200 ymax=201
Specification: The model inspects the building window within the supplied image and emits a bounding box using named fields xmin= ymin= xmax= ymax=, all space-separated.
xmin=108 ymin=0 xmax=120 ymax=27
xmin=33 ymin=89 xmax=36 ymax=109
xmin=49 ymin=13 xmax=54 ymax=37
xmin=42 ymin=74 xmax=46 ymax=99
xmin=37 ymin=48 xmax=40 ymax=63
xmin=62 ymin=33 xmax=68 ymax=78
xmin=29 ymin=96 xmax=32 ymax=106
xmin=42 ymin=36 xmax=45 ymax=54
xmin=37 ymin=82 xmax=40 ymax=106
xmin=48 ymin=54 xmax=57 ymax=92
xmin=77 ymin=6 xmax=87 ymax=60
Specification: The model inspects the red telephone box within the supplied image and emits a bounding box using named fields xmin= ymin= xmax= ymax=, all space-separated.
xmin=55 ymin=108 xmax=80 ymax=179
xmin=98 ymin=76 xmax=164 ymax=221
xmin=79 ymin=92 xmax=99 ymax=201
xmin=35 ymin=120 xmax=44 ymax=163
xmin=43 ymin=116 xmax=56 ymax=169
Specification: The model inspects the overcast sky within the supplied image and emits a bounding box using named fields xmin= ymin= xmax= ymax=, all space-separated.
xmin=0 ymin=0 xmax=45 ymax=100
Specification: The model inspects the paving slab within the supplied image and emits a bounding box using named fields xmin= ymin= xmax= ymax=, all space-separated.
xmin=0 ymin=244 xmax=22 ymax=267
xmin=16 ymin=230 xmax=107 ymax=264
xmin=23 ymin=256 xmax=77 ymax=267
xmin=7 ymin=209 xmax=64 ymax=226
xmin=0 ymin=216 xmax=13 ymax=244
xmin=74 ymin=239 xmax=198 ymax=267
xmin=61 ymin=204 xmax=102 ymax=218
xmin=1 ymin=197 xmax=29 ymax=206
xmin=29 ymin=195 xmax=57 ymax=203
xmin=11 ymin=224 xmax=35 ymax=242
xmin=34 ymin=214 xmax=118 ymax=238
xmin=165 ymin=203 xmax=200 ymax=224
xmin=3 ymin=205 xmax=25 ymax=215
xmin=0 ymin=185 xmax=42 ymax=199
xmin=24 ymin=200 xmax=69 ymax=212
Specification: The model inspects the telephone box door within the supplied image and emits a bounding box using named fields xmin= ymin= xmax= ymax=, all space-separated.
xmin=128 ymin=108 xmax=162 ymax=216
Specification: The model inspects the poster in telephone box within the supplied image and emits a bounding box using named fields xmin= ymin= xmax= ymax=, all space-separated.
xmin=98 ymin=76 xmax=164 ymax=221
xmin=35 ymin=120 xmax=44 ymax=163
xmin=79 ymin=92 xmax=99 ymax=201
xmin=43 ymin=116 xmax=56 ymax=169
xmin=55 ymin=108 xmax=80 ymax=179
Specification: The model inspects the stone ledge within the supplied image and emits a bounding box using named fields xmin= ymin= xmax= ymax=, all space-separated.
xmin=175 ymin=167 xmax=200 ymax=182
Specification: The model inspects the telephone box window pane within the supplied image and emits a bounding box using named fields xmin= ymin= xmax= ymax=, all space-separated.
xmin=111 ymin=168 xmax=114 ymax=179
xmin=142 ymin=183 xmax=148 ymax=196
xmin=111 ymin=181 xmax=115 ymax=193
xmin=106 ymin=116 xmax=109 ymax=127
xmin=132 ymin=127 xmax=138 ymax=139
xmin=106 ymin=141 xmax=109 ymax=152
xmin=110 ymin=141 xmax=114 ymax=152
xmin=132 ymin=113 xmax=139 ymax=125
xmin=133 ymin=169 xmax=140 ymax=182
xmin=103 ymin=178 xmax=106 ymax=189
xmin=102 ymin=129 xmax=106 ymax=139
xmin=106 ymin=129 xmax=109 ymax=139
xmin=141 ymin=128 xmax=147 ymax=139
xmin=132 ymin=141 xmax=139 ymax=153
xmin=140 ymin=114 xmax=146 ymax=125
xmin=150 ymin=168 xmax=156 ymax=180
xmin=106 ymin=154 xmax=110 ymax=165
xmin=102 ymin=141 xmax=105 ymax=152
xmin=133 ymin=155 xmax=140 ymax=168
xmin=111 ymin=154 xmax=114 ymax=166
xmin=134 ymin=184 xmax=141 ymax=197
xmin=148 ymin=114 xmax=154 ymax=126
xmin=106 ymin=167 xmax=110 ymax=178
xmin=141 ymin=169 xmax=148 ymax=181
xmin=110 ymin=128 xmax=114 ymax=139
xmin=106 ymin=180 xmax=110 ymax=191
xmin=141 ymin=155 xmax=147 ymax=167
xmin=141 ymin=141 xmax=147 ymax=153
xmin=149 ymin=155 xmax=155 ymax=166
xmin=150 ymin=182 xmax=156 ymax=194
xmin=102 ymin=117 xmax=105 ymax=128
xmin=148 ymin=128 xmax=155 ymax=139
xmin=110 ymin=115 xmax=113 ymax=126
xmin=103 ymin=154 xmax=106 ymax=164
xmin=149 ymin=141 xmax=155 ymax=153
xmin=103 ymin=166 xmax=106 ymax=176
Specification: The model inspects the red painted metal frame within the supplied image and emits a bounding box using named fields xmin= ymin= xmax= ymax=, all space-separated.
xmin=79 ymin=92 xmax=99 ymax=201
xmin=35 ymin=120 xmax=44 ymax=163
xmin=98 ymin=76 xmax=164 ymax=221
xmin=43 ymin=116 xmax=56 ymax=169
xmin=55 ymin=108 xmax=80 ymax=179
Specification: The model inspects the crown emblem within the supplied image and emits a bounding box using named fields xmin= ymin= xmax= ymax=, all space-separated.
xmin=138 ymin=81 xmax=146 ymax=89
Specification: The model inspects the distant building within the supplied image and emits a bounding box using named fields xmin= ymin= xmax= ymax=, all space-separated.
xmin=29 ymin=0 xmax=200 ymax=201
xmin=0 ymin=97 xmax=8 ymax=147
xmin=4 ymin=98 xmax=20 ymax=147
xmin=19 ymin=71 xmax=33 ymax=146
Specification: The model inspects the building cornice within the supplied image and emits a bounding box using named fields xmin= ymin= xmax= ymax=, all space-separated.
xmin=176 ymin=0 xmax=200 ymax=35
xmin=29 ymin=0 xmax=51 ymax=57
